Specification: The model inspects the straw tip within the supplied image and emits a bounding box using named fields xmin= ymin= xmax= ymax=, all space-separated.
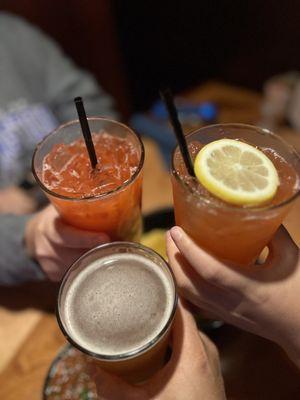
xmin=74 ymin=96 xmax=82 ymax=104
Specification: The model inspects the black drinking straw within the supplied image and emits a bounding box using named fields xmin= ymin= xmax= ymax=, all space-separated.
xmin=74 ymin=97 xmax=98 ymax=169
xmin=160 ymin=88 xmax=195 ymax=176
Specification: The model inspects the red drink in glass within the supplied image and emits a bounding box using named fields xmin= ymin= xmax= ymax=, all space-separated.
xmin=33 ymin=118 xmax=144 ymax=241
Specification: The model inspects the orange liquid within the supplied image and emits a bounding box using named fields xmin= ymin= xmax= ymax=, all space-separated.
xmin=172 ymin=141 xmax=299 ymax=266
xmin=92 ymin=331 xmax=170 ymax=383
xmin=42 ymin=133 xmax=143 ymax=241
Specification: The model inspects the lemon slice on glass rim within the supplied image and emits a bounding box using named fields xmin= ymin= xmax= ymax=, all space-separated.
xmin=194 ymin=139 xmax=280 ymax=206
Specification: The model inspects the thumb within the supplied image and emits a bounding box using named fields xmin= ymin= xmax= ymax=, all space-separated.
xmin=52 ymin=217 xmax=110 ymax=248
xmin=171 ymin=301 xmax=207 ymax=363
xmin=169 ymin=226 xmax=251 ymax=292
xmin=267 ymin=225 xmax=298 ymax=265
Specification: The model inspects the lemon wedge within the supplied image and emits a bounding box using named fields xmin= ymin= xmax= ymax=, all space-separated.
xmin=194 ymin=139 xmax=279 ymax=206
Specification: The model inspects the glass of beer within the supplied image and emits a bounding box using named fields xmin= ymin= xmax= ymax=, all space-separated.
xmin=32 ymin=118 xmax=144 ymax=241
xmin=56 ymin=242 xmax=178 ymax=383
xmin=171 ymin=123 xmax=300 ymax=266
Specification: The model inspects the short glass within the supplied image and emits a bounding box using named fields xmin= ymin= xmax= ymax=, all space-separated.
xmin=56 ymin=242 xmax=178 ymax=383
xmin=171 ymin=123 xmax=300 ymax=267
xmin=32 ymin=118 xmax=144 ymax=241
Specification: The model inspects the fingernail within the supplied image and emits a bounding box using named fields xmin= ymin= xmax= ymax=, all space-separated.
xmin=170 ymin=226 xmax=183 ymax=241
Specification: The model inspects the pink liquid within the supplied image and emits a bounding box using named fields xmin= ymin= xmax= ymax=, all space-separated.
xmin=172 ymin=140 xmax=299 ymax=266
xmin=39 ymin=132 xmax=143 ymax=239
xmin=42 ymin=132 xmax=140 ymax=198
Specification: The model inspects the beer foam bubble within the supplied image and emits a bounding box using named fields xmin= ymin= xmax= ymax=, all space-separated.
xmin=64 ymin=253 xmax=174 ymax=356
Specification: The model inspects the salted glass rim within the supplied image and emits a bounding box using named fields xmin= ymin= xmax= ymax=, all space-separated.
xmin=171 ymin=123 xmax=300 ymax=212
xmin=32 ymin=117 xmax=145 ymax=201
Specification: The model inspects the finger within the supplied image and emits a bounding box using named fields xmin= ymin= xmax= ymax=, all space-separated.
xmin=91 ymin=366 xmax=144 ymax=400
xmin=266 ymin=225 xmax=299 ymax=266
xmin=167 ymin=233 xmax=234 ymax=310
xmin=51 ymin=248 xmax=90 ymax=281
xmin=144 ymin=300 xmax=223 ymax=396
xmin=167 ymin=230 xmax=212 ymax=304
xmin=245 ymin=225 xmax=300 ymax=282
xmin=143 ymin=300 xmax=204 ymax=393
xmin=169 ymin=226 xmax=249 ymax=291
xmin=40 ymin=205 xmax=110 ymax=248
xmin=166 ymin=235 xmax=267 ymax=337
xmin=50 ymin=217 xmax=110 ymax=248
xmin=42 ymin=204 xmax=59 ymax=218
xmin=37 ymin=240 xmax=90 ymax=281
xmin=198 ymin=331 xmax=221 ymax=373
xmin=167 ymin=301 xmax=211 ymax=366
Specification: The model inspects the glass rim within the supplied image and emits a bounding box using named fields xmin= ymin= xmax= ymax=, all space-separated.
xmin=32 ymin=117 xmax=145 ymax=201
xmin=171 ymin=123 xmax=300 ymax=212
xmin=56 ymin=241 xmax=178 ymax=362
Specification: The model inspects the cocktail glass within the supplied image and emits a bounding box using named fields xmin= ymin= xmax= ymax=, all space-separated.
xmin=171 ymin=123 xmax=300 ymax=267
xmin=32 ymin=118 xmax=144 ymax=241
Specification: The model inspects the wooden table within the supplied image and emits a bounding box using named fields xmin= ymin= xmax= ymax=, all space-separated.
xmin=1 ymin=82 xmax=300 ymax=399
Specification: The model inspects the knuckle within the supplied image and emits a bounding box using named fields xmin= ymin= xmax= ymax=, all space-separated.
xmin=251 ymin=287 xmax=270 ymax=307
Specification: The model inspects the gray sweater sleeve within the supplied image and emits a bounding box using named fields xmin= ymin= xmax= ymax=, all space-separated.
xmin=1 ymin=13 xmax=118 ymax=123
xmin=0 ymin=14 xmax=119 ymax=285
xmin=0 ymin=215 xmax=45 ymax=285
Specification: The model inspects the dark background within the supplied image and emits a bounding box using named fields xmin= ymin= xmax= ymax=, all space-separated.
xmin=1 ymin=0 xmax=300 ymax=117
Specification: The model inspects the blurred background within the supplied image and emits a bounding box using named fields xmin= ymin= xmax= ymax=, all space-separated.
xmin=1 ymin=0 xmax=300 ymax=117
xmin=1 ymin=2 xmax=300 ymax=399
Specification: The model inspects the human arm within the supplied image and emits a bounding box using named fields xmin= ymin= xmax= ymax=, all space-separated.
xmin=24 ymin=205 xmax=109 ymax=281
xmin=167 ymin=226 xmax=300 ymax=369
xmin=91 ymin=301 xmax=226 ymax=400
xmin=0 ymin=205 xmax=109 ymax=285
